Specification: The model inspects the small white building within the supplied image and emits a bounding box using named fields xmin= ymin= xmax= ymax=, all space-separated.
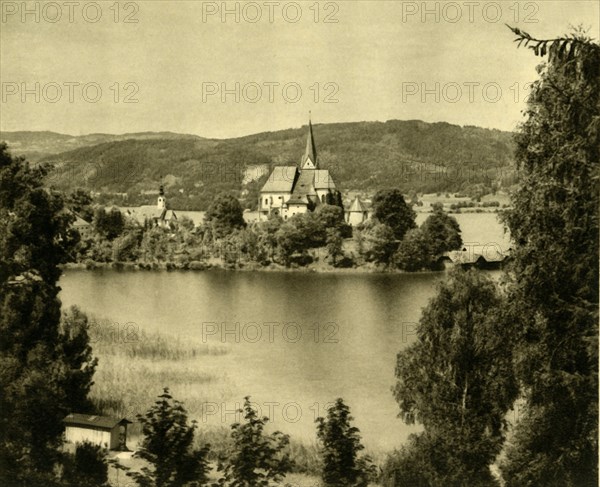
xmin=63 ymin=413 xmax=131 ymax=451
xmin=346 ymin=196 xmax=369 ymax=226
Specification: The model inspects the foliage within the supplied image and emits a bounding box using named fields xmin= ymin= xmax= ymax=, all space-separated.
xmin=65 ymin=188 xmax=94 ymax=222
xmin=205 ymin=193 xmax=246 ymax=239
xmin=56 ymin=306 xmax=98 ymax=413
xmin=359 ymin=222 xmax=397 ymax=266
xmin=394 ymin=228 xmax=432 ymax=271
xmin=420 ymin=204 xmax=462 ymax=257
xmin=127 ymin=388 xmax=211 ymax=487
xmin=326 ymin=228 xmax=344 ymax=266
xmin=499 ymin=27 xmax=599 ymax=487
xmin=62 ymin=441 xmax=109 ymax=487
xmin=216 ymin=396 xmax=292 ymax=487
xmin=0 ymin=144 xmax=95 ymax=484
xmin=93 ymin=207 xmax=125 ymax=240
xmin=371 ymin=189 xmax=416 ymax=241
xmin=393 ymin=269 xmax=518 ymax=486
xmin=315 ymin=398 xmax=376 ymax=487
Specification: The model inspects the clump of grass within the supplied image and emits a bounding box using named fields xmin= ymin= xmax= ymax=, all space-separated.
xmin=89 ymin=317 xmax=229 ymax=360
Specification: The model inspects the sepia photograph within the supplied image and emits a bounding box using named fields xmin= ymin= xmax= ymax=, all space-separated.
xmin=0 ymin=1 xmax=598 ymax=486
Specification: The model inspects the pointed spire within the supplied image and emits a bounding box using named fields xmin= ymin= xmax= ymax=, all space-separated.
xmin=301 ymin=113 xmax=318 ymax=169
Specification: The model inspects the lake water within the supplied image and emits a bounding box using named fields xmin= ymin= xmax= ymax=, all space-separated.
xmin=59 ymin=212 xmax=509 ymax=452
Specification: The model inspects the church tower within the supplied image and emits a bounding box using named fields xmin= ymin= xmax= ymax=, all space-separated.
xmin=301 ymin=114 xmax=318 ymax=169
xmin=157 ymin=184 xmax=166 ymax=209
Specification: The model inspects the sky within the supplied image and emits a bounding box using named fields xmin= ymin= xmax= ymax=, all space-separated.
xmin=1 ymin=0 xmax=598 ymax=138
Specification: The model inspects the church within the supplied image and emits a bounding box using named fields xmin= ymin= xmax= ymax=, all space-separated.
xmin=121 ymin=185 xmax=178 ymax=229
xmin=258 ymin=118 xmax=339 ymax=221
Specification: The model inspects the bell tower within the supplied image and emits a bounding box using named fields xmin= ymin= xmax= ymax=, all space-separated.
xmin=157 ymin=184 xmax=166 ymax=209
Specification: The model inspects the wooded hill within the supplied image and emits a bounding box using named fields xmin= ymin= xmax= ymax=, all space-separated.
xmin=1 ymin=120 xmax=516 ymax=210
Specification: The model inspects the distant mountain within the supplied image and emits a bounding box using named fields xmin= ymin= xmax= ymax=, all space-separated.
xmin=0 ymin=130 xmax=203 ymax=162
xmin=1 ymin=120 xmax=516 ymax=210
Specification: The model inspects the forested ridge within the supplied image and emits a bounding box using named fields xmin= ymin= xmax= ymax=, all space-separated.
xmin=2 ymin=120 xmax=515 ymax=209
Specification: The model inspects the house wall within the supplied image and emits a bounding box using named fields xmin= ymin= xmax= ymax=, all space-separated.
xmin=65 ymin=426 xmax=112 ymax=449
xmin=347 ymin=211 xmax=367 ymax=226
xmin=284 ymin=204 xmax=308 ymax=219
xmin=315 ymin=189 xmax=331 ymax=204
xmin=260 ymin=192 xmax=291 ymax=212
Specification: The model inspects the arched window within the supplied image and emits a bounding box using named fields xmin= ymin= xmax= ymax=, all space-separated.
xmin=264 ymin=198 xmax=268 ymax=205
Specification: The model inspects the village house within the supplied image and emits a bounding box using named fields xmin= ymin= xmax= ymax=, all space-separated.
xmin=72 ymin=213 xmax=92 ymax=236
xmin=63 ymin=413 xmax=131 ymax=451
xmin=258 ymin=117 xmax=339 ymax=221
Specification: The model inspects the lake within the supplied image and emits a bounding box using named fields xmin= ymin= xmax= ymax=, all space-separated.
xmin=59 ymin=212 xmax=509 ymax=452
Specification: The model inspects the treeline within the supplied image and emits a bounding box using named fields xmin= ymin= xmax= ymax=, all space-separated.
xmin=69 ymin=189 xmax=462 ymax=272
xmin=103 ymin=391 xmax=375 ymax=487
xmin=381 ymin=27 xmax=599 ymax=487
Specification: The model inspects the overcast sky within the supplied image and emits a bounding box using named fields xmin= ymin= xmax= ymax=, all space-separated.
xmin=1 ymin=0 xmax=598 ymax=138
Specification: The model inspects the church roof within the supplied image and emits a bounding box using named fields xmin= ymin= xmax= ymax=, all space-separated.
xmin=261 ymin=166 xmax=298 ymax=193
xmin=301 ymin=120 xmax=318 ymax=168
xmin=313 ymin=170 xmax=336 ymax=190
xmin=348 ymin=196 xmax=368 ymax=213
xmin=291 ymin=169 xmax=317 ymax=198
xmin=123 ymin=206 xmax=177 ymax=225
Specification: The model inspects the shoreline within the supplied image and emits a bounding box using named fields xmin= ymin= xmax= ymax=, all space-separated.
xmin=60 ymin=260 xmax=446 ymax=275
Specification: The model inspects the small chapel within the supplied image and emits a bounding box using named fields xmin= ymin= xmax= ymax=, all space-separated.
xmin=258 ymin=117 xmax=340 ymax=220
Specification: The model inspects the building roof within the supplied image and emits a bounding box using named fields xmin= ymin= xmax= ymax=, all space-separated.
xmin=121 ymin=206 xmax=177 ymax=225
xmin=291 ymin=170 xmax=317 ymax=198
xmin=301 ymin=119 xmax=318 ymax=168
xmin=445 ymin=249 xmax=508 ymax=265
xmin=348 ymin=196 xmax=368 ymax=213
xmin=313 ymin=170 xmax=336 ymax=190
xmin=72 ymin=215 xmax=91 ymax=227
xmin=64 ymin=413 xmax=131 ymax=430
xmin=261 ymin=166 xmax=298 ymax=193
xmin=286 ymin=197 xmax=308 ymax=206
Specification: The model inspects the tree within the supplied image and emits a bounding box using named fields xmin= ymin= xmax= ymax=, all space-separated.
xmin=326 ymin=228 xmax=344 ymax=265
xmin=317 ymin=204 xmax=352 ymax=238
xmin=393 ymin=269 xmax=518 ymax=486
xmin=371 ymin=189 xmax=416 ymax=241
xmin=93 ymin=207 xmax=124 ymax=240
xmin=66 ymin=189 xmax=94 ymax=222
xmin=499 ymin=27 xmax=599 ymax=487
xmin=0 ymin=144 xmax=94 ymax=485
xmin=361 ymin=222 xmax=397 ymax=266
xmin=127 ymin=388 xmax=211 ymax=487
xmin=420 ymin=204 xmax=462 ymax=257
xmin=381 ymin=434 xmax=435 ymax=487
xmin=56 ymin=306 xmax=98 ymax=413
xmin=275 ymin=221 xmax=306 ymax=266
xmin=394 ymin=228 xmax=432 ymax=271
xmin=216 ymin=396 xmax=292 ymax=487
xmin=205 ymin=193 xmax=246 ymax=239
xmin=316 ymin=398 xmax=375 ymax=487
xmin=62 ymin=441 xmax=109 ymax=487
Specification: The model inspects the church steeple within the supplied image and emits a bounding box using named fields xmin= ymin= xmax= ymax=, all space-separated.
xmin=301 ymin=113 xmax=318 ymax=169
xmin=157 ymin=184 xmax=166 ymax=209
